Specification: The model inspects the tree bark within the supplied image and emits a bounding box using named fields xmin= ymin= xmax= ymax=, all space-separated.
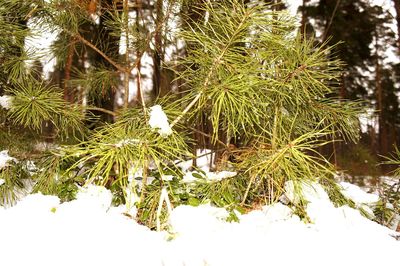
xmin=393 ymin=0 xmax=400 ymax=53
xmin=152 ymin=0 xmax=163 ymax=99
xmin=375 ymin=30 xmax=388 ymax=158
xmin=93 ymin=0 xmax=120 ymax=122
xmin=135 ymin=0 xmax=143 ymax=106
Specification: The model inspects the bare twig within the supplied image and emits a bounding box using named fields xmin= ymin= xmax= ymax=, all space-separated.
xmin=68 ymin=31 xmax=126 ymax=73
xmin=86 ymin=106 xmax=117 ymax=116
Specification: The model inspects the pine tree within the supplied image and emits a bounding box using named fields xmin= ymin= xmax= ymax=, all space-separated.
xmin=0 ymin=0 xmax=363 ymax=227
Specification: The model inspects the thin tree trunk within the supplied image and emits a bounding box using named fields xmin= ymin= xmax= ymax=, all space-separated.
xmin=95 ymin=0 xmax=120 ymax=122
xmin=63 ymin=37 xmax=76 ymax=103
xmin=300 ymin=0 xmax=307 ymax=36
xmin=136 ymin=0 xmax=143 ymax=106
xmin=124 ymin=0 xmax=130 ymax=109
xmin=375 ymin=31 xmax=388 ymax=158
xmin=393 ymin=0 xmax=400 ymax=53
xmin=322 ymin=0 xmax=341 ymax=43
xmin=153 ymin=0 xmax=163 ymax=99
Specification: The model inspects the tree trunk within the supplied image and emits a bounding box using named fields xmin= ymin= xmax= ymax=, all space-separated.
xmin=136 ymin=0 xmax=143 ymax=106
xmin=92 ymin=0 xmax=120 ymax=122
xmin=375 ymin=31 xmax=388 ymax=159
xmin=393 ymin=0 xmax=400 ymax=53
xmin=152 ymin=0 xmax=163 ymax=99
xmin=300 ymin=0 xmax=307 ymax=36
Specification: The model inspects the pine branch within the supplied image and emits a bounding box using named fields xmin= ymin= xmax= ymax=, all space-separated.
xmin=171 ymin=5 xmax=253 ymax=127
xmin=67 ymin=30 xmax=126 ymax=73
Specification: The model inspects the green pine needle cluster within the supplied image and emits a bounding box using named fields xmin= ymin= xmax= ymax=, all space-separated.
xmin=6 ymin=79 xmax=84 ymax=137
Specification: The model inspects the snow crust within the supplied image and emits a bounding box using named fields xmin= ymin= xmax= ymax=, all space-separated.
xmin=284 ymin=180 xmax=330 ymax=204
xmin=340 ymin=181 xmax=379 ymax=204
xmin=0 ymin=183 xmax=399 ymax=266
xmin=0 ymin=95 xmax=13 ymax=109
xmin=0 ymin=150 xmax=17 ymax=169
xmin=148 ymin=105 xmax=173 ymax=136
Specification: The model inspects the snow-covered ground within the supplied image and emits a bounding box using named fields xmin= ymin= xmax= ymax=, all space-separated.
xmin=0 ymin=180 xmax=399 ymax=266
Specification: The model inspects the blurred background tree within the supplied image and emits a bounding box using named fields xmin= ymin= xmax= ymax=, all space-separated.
xmin=299 ymin=0 xmax=400 ymax=175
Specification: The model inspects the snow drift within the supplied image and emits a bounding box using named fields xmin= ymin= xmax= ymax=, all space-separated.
xmin=0 ymin=182 xmax=399 ymax=266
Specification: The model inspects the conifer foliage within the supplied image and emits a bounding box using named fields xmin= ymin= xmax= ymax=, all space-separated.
xmin=0 ymin=0 xmax=363 ymax=227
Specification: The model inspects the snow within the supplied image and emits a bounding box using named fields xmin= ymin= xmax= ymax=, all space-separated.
xmin=181 ymin=170 xmax=200 ymax=183
xmin=161 ymin=174 xmax=174 ymax=181
xmin=178 ymin=149 xmax=235 ymax=183
xmin=114 ymin=138 xmax=141 ymax=147
xmin=0 ymin=182 xmax=398 ymax=266
xmin=0 ymin=179 xmax=4 ymax=186
xmin=0 ymin=150 xmax=17 ymax=169
xmin=0 ymin=95 xmax=13 ymax=110
xmin=148 ymin=105 xmax=173 ymax=136
xmin=283 ymin=180 xmax=331 ymax=204
xmin=206 ymin=170 xmax=237 ymax=181
xmin=340 ymin=181 xmax=380 ymax=217
xmin=181 ymin=170 xmax=237 ymax=183
xmin=340 ymin=181 xmax=380 ymax=204
xmin=181 ymin=149 xmax=215 ymax=171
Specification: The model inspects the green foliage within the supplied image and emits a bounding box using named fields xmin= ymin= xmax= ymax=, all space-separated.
xmin=236 ymin=128 xmax=334 ymax=205
xmin=374 ymin=181 xmax=400 ymax=227
xmin=319 ymin=176 xmax=356 ymax=208
xmin=63 ymin=107 xmax=190 ymax=186
xmin=33 ymin=149 xmax=82 ymax=202
xmin=382 ymin=146 xmax=400 ymax=177
xmin=70 ymin=66 xmax=119 ymax=102
xmin=376 ymin=148 xmax=400 ymax=226
xmin=135 ymin=168 xmax=245 ymax=228
xmin=5 ymin=79 xmax=85 ymax=138
xmin=0 ymin=159 xmax=31 ymax=206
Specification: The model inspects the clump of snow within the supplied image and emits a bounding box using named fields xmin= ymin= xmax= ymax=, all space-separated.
xmin=181 ymin=171 xmax=200 ymax=183
xmin=33 ymin=141 xmax=60 ymax=152
xmin=0 ymin=95 xmax=13 ymax=109
xmin=181 ymin=170 xmax=236 ymax=183
xmin=283 ymin=180 xmax=330 ymax=204
xmin=25 ymin=160 xmax=37 ymax=176
xmin=128 ymin=166 xmax=143 ymax=183
xmin=177 ymin=149 xmax=215 ymax=172
xmin=0 ymin=179 xmax=5 ymax=186
xmin=149 ymin=105 xmax=173 ymax=136
xmin=340 ymin=181 xmax=379 ymax=217
xmin=206 ymin=170 xmax=237 ymax=181
xmin=340 ymin=181 xmax=379 ymax=205
xmin=0 ymin=150 xmax=17 ymax=169
xmin=380 ymin=176 xmax=400 ymax=187
xmin=161 ymin=174 xmax=174 ymax=181
xmin=114 ymin=138 xmax=141 ymax=148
